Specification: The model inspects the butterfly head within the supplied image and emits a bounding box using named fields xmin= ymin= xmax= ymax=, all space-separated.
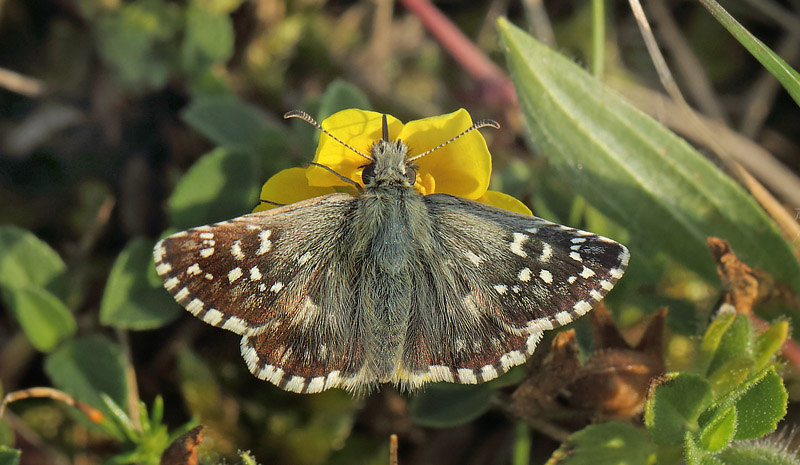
xmin=361 ymin=115 xmax=417 ymax=188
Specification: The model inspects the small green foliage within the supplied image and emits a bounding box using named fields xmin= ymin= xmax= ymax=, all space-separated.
xmin=408 ymin=383 xmax=494 ymax=428
xmin=167 ymin=148 xmax=260 ymax=230
xmin=0 ymin=447 xmax=20 ymax=465
xmin=548 ymin=422 xmax=657 ymax=465
xmin=43 ymin=335 xmax=128 ymax=439
xmin=100 ymin=238 xmax=181 ymax=330
xmin=645 ymin=373 xmax=713 ymax=445
xmin=3 ymin=287 xmax=76 ymax=352
xmin=698 ymin=406 xmax=736 ymax=452
xmin=102 ymin=394 xmax=197 ymax=465
xmin=0 ymin=226 xmax=67 ymax=297
xmin=717 ymin=438 xmax=800 ymax=465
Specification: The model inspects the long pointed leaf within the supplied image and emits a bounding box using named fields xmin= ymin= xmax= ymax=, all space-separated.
xmin=498 ymin=18 xmax=800 ymax=291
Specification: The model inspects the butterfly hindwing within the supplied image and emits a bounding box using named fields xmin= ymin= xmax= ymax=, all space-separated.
xmin=397 ymin=193 xmax=629 ymax=387
xmin=154 ymin=193 xmax=371 ymax=393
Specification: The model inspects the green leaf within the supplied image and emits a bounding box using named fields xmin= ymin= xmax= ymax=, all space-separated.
xmin=100 ymin=238 xmax=181 ymax=330
xmin=696 ymin=311 xmax=736 ymax=376
xmin=0 ymin=225 xmax=66 ymax=298
xmin=44 ymin=335 xmax=128 ymax=439
xmin=707 ymin=357 xmax=753 ymax=399
xmin=753 ymin=321 xmax=789 ymax=371
xmin=181 ymin=95 xmax=288 ymax=163
xmin=698 ymin=0 xmax=800 ymax=107
xmin=408 ymin=384 xmax=493 ymax=428
xmin=685 ymin=431 xmax=725 ymax=465
xmin=182 ymin=5 xmax=234 ymax=69
xmin=0 ymin=447 xmax=20 ymax=465
xmin=497 ymin=18 xmax=800 ymax=291
xmin=707 ymin=315 xmax=752 ymax=376
xmin=733 ymin=368 xmax=786 ymax=440
xmin=167 ymin=148 xmax=259 ymax=230
xmin=317 ymin=80 xmax=371 ymax=127
xmin=717 ymin=438 xmax=800 ymax=465
xmin=645 ymin=373 xmax=713 ymax=445
xmin=547 ymin=422 xmax=656 ymax=465
xmin=699 ymin=406 xmax=736 ymax=452
xmin=3 ymin=287 xmax=76 ymax=352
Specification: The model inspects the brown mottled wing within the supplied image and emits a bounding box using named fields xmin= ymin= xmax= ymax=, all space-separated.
xmin=396 ymin=194 xmax=629 ymax=389
xmin=154 ymin=193 xmax=370 ymax=393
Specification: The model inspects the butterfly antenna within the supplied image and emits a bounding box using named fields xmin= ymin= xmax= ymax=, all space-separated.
xmin=407 ymin=119 xmax=500 ymax=162
xmin=284 ymin=110 xmax=372 ymax=161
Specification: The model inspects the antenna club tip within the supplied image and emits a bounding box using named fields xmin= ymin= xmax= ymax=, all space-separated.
xmin=476 ymin=119 xmax=500 ymax=130
xmin=284 ymin=110 xmax=303 ymax=120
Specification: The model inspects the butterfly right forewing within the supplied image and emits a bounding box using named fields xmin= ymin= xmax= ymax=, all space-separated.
xmin=397 ymin=193 xmax=629 ymax=388
xmin=154 ymin=193 xmax=372 ymax=393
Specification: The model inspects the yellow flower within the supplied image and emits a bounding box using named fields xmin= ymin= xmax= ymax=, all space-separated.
xmin=254 ymin=108 xmax=531 ymax=215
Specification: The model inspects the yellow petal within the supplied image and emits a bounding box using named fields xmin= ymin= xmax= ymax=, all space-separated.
xmin=399 ymin=108 xmax=491 ymax=199
xmin=307 ymin=109 xmax=404 ymax=188
xmin=477 ymin=190 xmax=533 ymax=215
xmin=254 ymin=167 xmax=338 ymax=212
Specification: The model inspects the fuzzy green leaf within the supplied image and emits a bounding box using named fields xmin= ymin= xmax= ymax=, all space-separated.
xmin=409 ymin=384 xmax=493 ymax=428
xmin=707 ymin=314 xmax=752 ymax=376
xmin=707 ymin=357 xmax=753 ymax=399
xmin=44 ymin=335 xmax=128 ymax=438
xmin=733 ymin=368 xmax=787 ymax=440
xmin=0 ymin=225 xmax=66 ymax=298
xmin=753 ymin=321 xmax=789 ymax=371
xmin=645 ymin=373 xmax=713 ymax=445
xmin=100 ymin=238 xmax=181 ymax=330
xmin=699 ymin=406 xmax=736 ymax=452
xmin=717 ymin=438 xmax=800 ymax=465
xmin=685 ymin=431 xmax=725 ymax=465
xmin=3 ymin=287 xmax=76 ymax=352
xmin=182 ymin=4 xmax=234 ymax=68
xmin=167 ymin=148 xmax=259 ymax=230
xmin=698 ymin=0 xmax=800 ymax=107
xmin=696 ymin=311 xmax=736 ymax=375
xmin=0 ymin=447 xmax=20 ymax=465
xmin=547 ymin=422 xmax=656 ymax=465
xmin=181 ymin=95 xmax=288 ymax=165
xmin=497 ymin=18 xmax=800 ymax=291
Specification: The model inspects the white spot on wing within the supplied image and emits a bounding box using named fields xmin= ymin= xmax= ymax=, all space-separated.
xmin=187 ymin=263 xmax=201 ymax=276
xmin=222 ymin=315 xmax=248 ymax=333
xmin=518 ymin=267 xmax=532 ymax=282
xmin=540 ymin=243 xmax=553 ymax=262
xmin=307 ymin=377 xmax=325 ymax=393
xmin=539 ymin=269 xmax=553 ymax=283
xmin=579 ymin=266 xmax=595 ymax=279
xmin=228 ymin=267 xmax=242 ymax=283
xmin=510 ymin=233 xmax=528 ymax=257
xmin=231 ymin=240 xmax=245 ymax=260
xmin=249 ymin=266 xmax=262 ymax=281
xmin=494 ymin=284 xmax=508 ymax=295
xmin=567 ymin=276 xmax=577 ymax=284
xmin=199 ymin=232 xmax=214 ymax=240
xmin=200 ymin=248 xmax=214 ymax=258
xmin=285 ymin=376 xmax=305 ymax=393
xmin=156 ymin=263 xmax=172 ymax=275
xmin=257 ymin=230 xmax=272 ymax=256
xmin=555 ymin=311 xmax=572 ymax=325
xmin=164 ymin=277 xmax=179 ymax=290
xmin=465 ymin=251 xmax=483 ymax=266
xmin=574 ymin=300 xmax=593 ymax=315
xmin=428 ymin=365 xmax=454 ymax=382
xmin=203 ymin=309 xmax=224 ymax=325
xmin=457 ymin=368 xmax=477 ymax=384
xmin=270 ymin=282 xmax=284 ymax=293
xmin=590 ymin=289 xmax=603 ymax=301
xmin=600 ymin=280 xmax=613 ymax=290
xmin=481 ymin=365 xmax=498 ymax=381
xmin=569 ymin=251 xmax=582 ymax=262
xmin=175 ymin=287 xmax=190 ymax=302
xmin=186 ymin=298 xmax=204 ymax=315
xmin=610 ymin=268 xmax=624 ymax=279
xmin=298 ymin=252 xmax=312 ymax=265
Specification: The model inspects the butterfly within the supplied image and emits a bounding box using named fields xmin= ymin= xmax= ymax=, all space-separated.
xmin=154 ymin=110 xmax=629 ymax=394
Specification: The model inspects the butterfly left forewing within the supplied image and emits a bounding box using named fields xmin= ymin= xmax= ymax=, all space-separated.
xmin=155 ymin=193 xmax=373 ymax=393
xmin=397 ymin=193 xmax=629 ymax=387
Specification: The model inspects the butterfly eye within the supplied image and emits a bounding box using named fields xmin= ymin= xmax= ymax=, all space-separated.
xmin=361 ymin=163 xmax=376 ymax=185
xmin=405 ymin=166 xmax=417 ymax=185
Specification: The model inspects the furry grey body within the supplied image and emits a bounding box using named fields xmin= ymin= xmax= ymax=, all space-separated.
xmin=352 ymin=140 xmax=432 ymax=381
